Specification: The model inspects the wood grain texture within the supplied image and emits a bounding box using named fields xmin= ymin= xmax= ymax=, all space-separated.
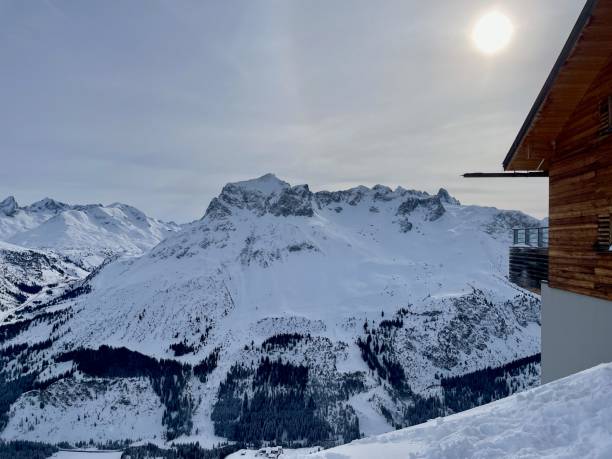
xmin=548 ymin=53 xmax=612 ymax=300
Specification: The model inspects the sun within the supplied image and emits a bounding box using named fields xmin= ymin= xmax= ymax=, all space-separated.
xmin=472 ymin=11 xmax=514 ymax=55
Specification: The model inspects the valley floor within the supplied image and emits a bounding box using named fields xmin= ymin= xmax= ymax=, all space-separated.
xmin=302 ymin=363 xmax=612 ymax=459
xmin=51 ymin=452 xmax=122 ymax=459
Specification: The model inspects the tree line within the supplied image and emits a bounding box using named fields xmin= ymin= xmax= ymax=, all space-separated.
xmin=211 ymin=358 xmax=359 ymax=447
xmin=56 ymin=345 xmax=221 ymax=440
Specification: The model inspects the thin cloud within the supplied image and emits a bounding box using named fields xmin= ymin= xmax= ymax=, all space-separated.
xmin=0 ymin=0 xmax=580 ymax=221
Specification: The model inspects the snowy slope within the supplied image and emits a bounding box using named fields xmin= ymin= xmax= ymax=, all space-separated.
xmin=0 ymin=198 xmax=180 ymax=268
xmin=0 ymin=241 xmax=88 ymax=312
xmin=306 ymin=363 xmax=612 ymax=459
xmin=0 ymin=174 xmax=542 ymax=446
xmin=3 ymin=375 xmax=164 ymax=444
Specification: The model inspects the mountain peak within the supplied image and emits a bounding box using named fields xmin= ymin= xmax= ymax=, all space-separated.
xmin=228 ymin=173 xmax=290 ymax=195
xmin=26 ymin=197 xmax=70 ymax=213
xmin=211 ymin=174 xmax=312 ymax=219
xmin=0 ymin=196 xmax=18 ymax=216
xmin=437 ymin=188 xmax=460 ymax=205
xmin=108 ymin=202 xmax=150 ymax=224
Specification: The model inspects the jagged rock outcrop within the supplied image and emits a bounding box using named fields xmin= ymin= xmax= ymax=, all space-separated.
xmin=0 ymin=197 xmax=18 ymax=217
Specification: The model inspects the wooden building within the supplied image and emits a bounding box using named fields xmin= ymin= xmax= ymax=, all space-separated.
xmin=469 ymin=0 xmax=612 ymax=382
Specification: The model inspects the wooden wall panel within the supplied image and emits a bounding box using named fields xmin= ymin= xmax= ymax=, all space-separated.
xmin=549 ymin=56 xmax=612 ymax=300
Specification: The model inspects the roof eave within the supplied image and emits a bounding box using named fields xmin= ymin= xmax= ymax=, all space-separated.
xmin=503 ymin=0 xmax=599 ymax=171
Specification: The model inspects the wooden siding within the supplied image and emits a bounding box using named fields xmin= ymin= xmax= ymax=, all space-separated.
xmin=549 ymin=55 xmax=612 ymax=300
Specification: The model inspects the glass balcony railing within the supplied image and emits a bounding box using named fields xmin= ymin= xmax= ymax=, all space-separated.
xmin=512 ymin=227 xmax=548 ymax=248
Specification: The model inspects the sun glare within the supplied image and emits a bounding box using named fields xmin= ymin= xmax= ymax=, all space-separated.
xmin=473 ymin=11 xmax=513 ymax=55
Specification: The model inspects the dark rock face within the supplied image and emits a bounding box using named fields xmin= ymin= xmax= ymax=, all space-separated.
xmin=423 ymin=290 xmax=540 ymax=370
xmin=397 ymin=196 xmax=445 ymax=222
xmin=239 ymin=235 xmax=281 ymax=267
xmin=397 ymin=198 xmax=420 ymax=215
xmin=204 ymin=197 xmax=233 ymax=220
xmin=313 ymin=191 xmax=341 ymax=208
xmin=207 ymin=177 xmax=461 ymax=224
xmin=398 ymin=220 xmax=413 ymax=233
xmin=287 ymin=242 xmax=318 ymax=253
xmin=25 ymin=198 xmax=70 ymax=214
xmin=486 ymin=211 xmax=541 ymax=238
xmin=314 ymin=188 xmax=368 ymax=209
xmin=372 ymin=185 xmax=394 ymax=202
xmin=0 ymin=196 xmax=18 ymax=217
xmin=212 ymin=181 xmax=314 ymax=219
xmin=427 ymin=199 xmax=446 ymax=221
xmin=2 ymin=249 xmax=54 ymax=276
xmin=437 ymin=188 xmax=460 ymax=206
xmin=0 ymin=246 xmax=81 ymax=310
xmin=270 ymin=185 xmax=314 ymax=217
xmin=217 ymin=183 xmax=271 ymax=215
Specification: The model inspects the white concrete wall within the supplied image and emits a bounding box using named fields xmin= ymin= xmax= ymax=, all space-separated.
xmin=542 ymin=282 xmax=612 ymax=383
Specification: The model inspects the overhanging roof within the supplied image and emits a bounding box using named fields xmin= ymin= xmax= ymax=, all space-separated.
xmin=463 ymin=172 xmax=548 ymax=178
xmin=504 ymin=0 xmax=612 ymax=171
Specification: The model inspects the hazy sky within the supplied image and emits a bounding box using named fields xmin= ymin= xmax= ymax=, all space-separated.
xmin=0 ymin=1 xmax=585 ymax=222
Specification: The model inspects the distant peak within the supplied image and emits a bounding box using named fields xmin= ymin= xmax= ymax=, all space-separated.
xmin=0 ymin=196 xmax=18 ymax=216
xmin=372 ymin=184 xmax=392 ymax=193
xmin=206 ymin=174 xmax=313 ymax=219
xmin=27 ymin=197 xmax=69 ymax=212
xmin=109 ymin=202 xmax=136 ymax=211
xmin=437 ymin=188 xmax=460 ymax=205
xmin=108 ymin=202 xmax=149 ymax=220
xmin=225 ymin=173 xmax=290 ymax=195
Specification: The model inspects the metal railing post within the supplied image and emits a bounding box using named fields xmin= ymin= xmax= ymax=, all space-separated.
xmin=538 ymin=228 xmax=543 ymax=247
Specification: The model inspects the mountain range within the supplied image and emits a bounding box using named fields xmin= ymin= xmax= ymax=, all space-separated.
xmin=0 ymin=174 xmax=542 ymax=448
xmin=0 ymin=197 xmax=180 ymax=312
xmin=0 ymin=196 xmax=180 ymax=268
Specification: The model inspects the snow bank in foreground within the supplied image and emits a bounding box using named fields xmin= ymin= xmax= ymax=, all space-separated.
xmin=306 ymin=363 xmax=612 ymax=459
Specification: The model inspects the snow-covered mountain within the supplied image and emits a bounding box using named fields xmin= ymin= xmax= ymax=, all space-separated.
xmin=0 ymin=197 xmax=69 ymax=241
xmin=0 ymin=242 xmax=88 ymax=313
xmin=0 ymin=174 xmax=542 ymax=447
xmin=0 ymin=197 xmax=180 ymax=268
xmin=300 ymin=362 xmax=612 ymax=459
